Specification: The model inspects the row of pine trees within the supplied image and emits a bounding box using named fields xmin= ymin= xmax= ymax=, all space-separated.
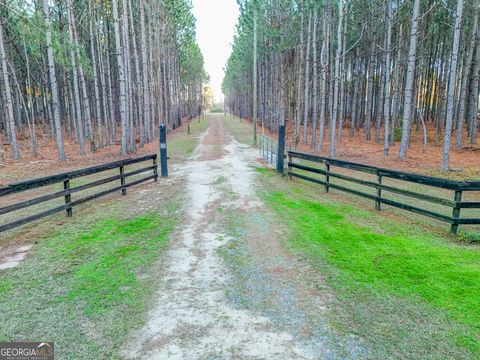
xmin=0 ymin=0 xmax=206 ymax=161
xmin=223 ymin=0 xmax=480 ymax=170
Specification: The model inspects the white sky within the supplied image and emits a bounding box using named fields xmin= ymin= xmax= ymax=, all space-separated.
xmin=191 ymin=0 xmax=239 ymax=103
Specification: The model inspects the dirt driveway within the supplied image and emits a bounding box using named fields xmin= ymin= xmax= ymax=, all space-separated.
xmin=123 ymin=115 xmax=364 ymax=359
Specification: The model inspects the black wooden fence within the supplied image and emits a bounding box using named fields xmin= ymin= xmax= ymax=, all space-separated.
xmin=0 ymin=155 xmax=158 ymax=233
xmin=287 ymin=151 xmax=480 ymax=234
xmin=261 ymin=124 xmax=286 ymax=175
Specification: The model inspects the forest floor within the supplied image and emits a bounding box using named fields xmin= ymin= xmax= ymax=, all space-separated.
xmin=0 ymin=118 xmax=206 ymax=186
xmin=239 ymin=116 xmax=480 ymax=180
xmin=1 ymin=114 xmax=479 ymax=359
xmin=2 ymin=115 xmax=480 ymax=184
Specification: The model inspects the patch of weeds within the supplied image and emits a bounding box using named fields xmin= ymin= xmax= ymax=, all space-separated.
xmin=257 ymin=171 xmax=480 ymax=358
xmin=212 ymin=175 xmax=228 ymax=185
xmin=254 ymin=167 xmax=274 ymax=177
xmin=226 ymin=190 xmax=238 ymax=201
xmin=0 ymin=278 xmax=12 ymax=294
xmin=456 ymin=230 xmax=480 ymax=244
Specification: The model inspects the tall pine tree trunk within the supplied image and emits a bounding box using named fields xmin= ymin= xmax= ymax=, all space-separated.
xmin=112 ymin=0 xmax=128 ymax=155
xmin=383 ymin=0 xmax=393 ymax=156
xmin=294 ymin=1 xmax=304 ymax=146
xmin=89 ymin=0 xmax=103 ymax=148
xmin=317 ymin=12 xmax=328 ymax=150
xmin=66 ymin=0 xmax=86 ymax=155
xmin=399 ymin=0 xmax=421 ymax=159
xmin=330 ymin=0 xmax=344 ymax=158
xmin=441 ymin=0 xmax=464 ymax=171
xmin=140 ymin=2 xmax=151 ymax=143
xmin=43 ymin=0 xmax=66 ymax=160
xmin=468 ymin=11 xmax=480 ymax=144
xmin=311 ymin=8 xmax=319 ymax=147
xmin=0 ymin=22 xmax=20 ymax=160
xmin=302 ymin=11 xmax=312 ymax=144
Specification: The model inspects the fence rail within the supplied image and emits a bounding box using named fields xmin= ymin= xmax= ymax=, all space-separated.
xmin=287 ymin=150 xmax=480 ymax=234
xmin=260 ymin=134 xmax=278 ymax=165
xmin=0 ymin=154 xmax=158 ymax=233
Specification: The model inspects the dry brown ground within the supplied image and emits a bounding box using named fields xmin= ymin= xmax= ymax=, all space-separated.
xmin=0 ymin=119 xmax=196 ymax=186
xmin=257 ymin=119 xmax=480 ymax=179
xmin=2 ymin=116 xmax=479 ymax=185
xmin=196 ymin=115 xmax=230 ymax=161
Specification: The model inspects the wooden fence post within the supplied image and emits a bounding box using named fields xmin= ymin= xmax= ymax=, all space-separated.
xmin=159 ymin=124 xmax=168 ymax=177
xmin=451 ymin=190 xmax=463 ymax=234
xmin=153 ymin=155 xmax=158 ymax=182
xmin=277 ymin=125 xmax=286 ymax=174
xmin=376 ymin=172 xmax=382 ymax=211
xmin=325 ymin=162 xmax=330 ymax=193
xmin=63 ymin=179 xmax=72 ymax=217
xmin=288 ymin=153 xmax=293 ymax=180
xmin=120 ymin=165 xmax=126 ymax=195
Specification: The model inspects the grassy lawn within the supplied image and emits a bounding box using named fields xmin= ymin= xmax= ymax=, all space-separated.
xmin=0 ymin=120 xmax=207 ymax=358
xmin=0 ymin=207 xmax=177 ymax=359
xmin=167 ymin=116 xmax=210 ymax=163
xmin=223 ymin=114 xmax=256 ymax=146
xmin=256 ymin=167 xmax=480 ymax=359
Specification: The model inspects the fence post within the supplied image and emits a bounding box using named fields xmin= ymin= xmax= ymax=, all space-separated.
xmin=451 ymin=190 xmax=463 ymax=234
xmin=159 ymin=124 xmax=168 ymax=177
xmin=63 ymin=179 xmax=72 ymax=217
xmin=153 ymin=155 xmax=158 ymax=182
xmin=288 ymin=153 xmax=293 ymax=180
xmin=120 ymin=165 xmax=127 ymax=195
xmin=277 ymin=125 xmax=286 ymax=174
xmin=325 ymin=162 xmax=330 ymax=193
xmin=376 ymin=172 xmax=382 ymax=211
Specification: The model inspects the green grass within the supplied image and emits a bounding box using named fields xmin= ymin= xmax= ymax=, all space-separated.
xmin=223 ymin=115 xmax=255 ymax=146
xmin=257 ymin=168 xmax=480 ymax=358
xmin=209 ymin=108 xmax=224 ymax=113
xmin=167 ymin=117 xmax=210 ymax=162
xmin=0 ymin=210 xmax=177 ymax=359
